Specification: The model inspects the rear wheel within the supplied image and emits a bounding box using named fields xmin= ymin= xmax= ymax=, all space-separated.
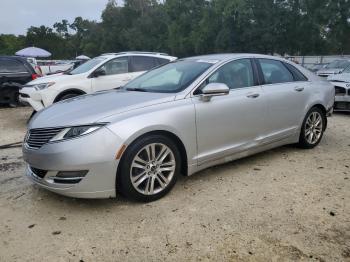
xmin=298 ymin=107 xmax=325 ymax=149
xmin=117 ymin=135 xmax=181 ymax=202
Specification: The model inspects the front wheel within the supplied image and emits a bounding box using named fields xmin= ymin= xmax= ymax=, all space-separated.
xmin=117 ymin=135 xmax=181 ymax=202
xmin=298 ymin=107 xmax=325 ymax=149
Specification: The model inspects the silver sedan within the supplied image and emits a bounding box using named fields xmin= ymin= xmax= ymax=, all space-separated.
xmin=23 ymin=54 xmax=335 ymax=201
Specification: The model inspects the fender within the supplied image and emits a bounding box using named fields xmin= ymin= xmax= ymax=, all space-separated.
xmin=54 ymin=88 xmax=87 ymax=103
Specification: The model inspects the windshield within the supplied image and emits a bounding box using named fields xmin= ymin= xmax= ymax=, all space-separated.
xmin=343 ymin=65 xmax=350 ymax=73
xmin=124 ymin=60 xmax=212 ymax=93
xmin=326 ymin=60 xmax=350 ymax=69
xmin=69 ymin=57 xmax=106 ymax=75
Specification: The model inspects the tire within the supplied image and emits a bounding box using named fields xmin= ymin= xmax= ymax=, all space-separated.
xmin=8 ymin=90 xmax=19 ymax=108
xmin=1 ymin=84 xmax=20 ymax=108
xmin=56 ymin=93 xmax=81 ymax=102
xmin=117 ymin=134 xmax=181 ymax=202
xmin=298 ymin=107 xmax=325 ymax=149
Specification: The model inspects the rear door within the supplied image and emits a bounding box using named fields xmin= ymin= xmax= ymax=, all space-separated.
xmin=91 ymin=56 xmax=130 ymax=92
xmin=256 ymin=58 xmax=310 ymax=141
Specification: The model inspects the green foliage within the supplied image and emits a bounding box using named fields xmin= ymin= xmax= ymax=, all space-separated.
xmin=0 ymin=0 xmax=349 ymax=58
xmin=0 ymin=34 xmax=25 ymax=55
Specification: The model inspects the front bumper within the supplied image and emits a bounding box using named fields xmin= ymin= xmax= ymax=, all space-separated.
xmin=19 ymin=87 xmax=58 ymax=111
xmin=19 ymin=87 xmax=45 ymax=111
xmin=334 ymin=96 xmax=350 ymax=111
xmin=23 ymin=127 xmax=123 ymax=198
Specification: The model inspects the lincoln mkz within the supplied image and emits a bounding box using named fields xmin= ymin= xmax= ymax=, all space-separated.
xmin=23 ymin=54 xmax=335 ymax=201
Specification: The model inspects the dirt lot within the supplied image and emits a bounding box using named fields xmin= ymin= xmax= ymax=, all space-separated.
xmin=0 ymin=106 xmax=349 ymax=262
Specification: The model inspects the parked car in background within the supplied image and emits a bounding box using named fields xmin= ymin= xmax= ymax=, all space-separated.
xmin=0 ymin=56 xmax=39 ymax=107
xmin=308 ymin=63 xmax=329 ymax=73
xmin=328 ymin=65 xmax=350 ymax=111
xmin=19 ymin=52 xmax=177 ymax=112
xmin=37 ymin=60 xmax=73 ymax=75
xmin=23 ymin=54 xmax=334 ymax=201
xmin=26 ymin=57 xmax=43 ymax=76
xmin=45 ymin=60 xmax=87 ymax=76
xmin=316 ymin=59 xmax=350 ymax=78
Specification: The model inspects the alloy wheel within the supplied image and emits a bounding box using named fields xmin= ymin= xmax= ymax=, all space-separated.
xmin=130 ymin=143 xmax=176 ymax=195
xmin=304 ymin=111 xmax=323 ymax=145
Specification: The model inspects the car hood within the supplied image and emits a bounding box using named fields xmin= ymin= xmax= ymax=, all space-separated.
xmin=328 ymin=73 xmax=350 ymax=82
xmin=29 ymin=90 xmax=176 ymax=129
xmin=26 ymin=73 xmax=83 ymax=85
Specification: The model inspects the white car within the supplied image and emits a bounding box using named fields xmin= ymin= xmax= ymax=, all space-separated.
xmin=316 ymin=59 xmax=350 ymax=78
xmin=328 ymin=66 xmax=350 ymax=111
xmin=19 ymin=52 xmax=177 ymax=111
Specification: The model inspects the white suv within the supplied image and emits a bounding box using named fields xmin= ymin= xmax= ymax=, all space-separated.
xmin=19 ymin=52 xmax=177 ymax=111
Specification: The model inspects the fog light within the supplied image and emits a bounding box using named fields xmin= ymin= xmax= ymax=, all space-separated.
xmin=56 ymin=170 xmax=88 ymax=178
xmin=53 ymin=170 xmax=88 ymax=184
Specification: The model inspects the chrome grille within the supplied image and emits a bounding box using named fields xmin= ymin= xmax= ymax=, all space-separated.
xmin=26 ymin=127 xmax=64 ymax=149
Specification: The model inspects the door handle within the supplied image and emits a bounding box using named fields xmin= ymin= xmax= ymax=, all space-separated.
xmin=246 ymin=93 xmax=260 ymax=99
xmin=294 ymin=87 xmax=304 ymax=92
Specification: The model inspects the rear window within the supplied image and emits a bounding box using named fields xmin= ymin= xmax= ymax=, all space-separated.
xmin=284 ymin=63 xmax=308 ymax=81
xmin=129 ymin=56 xmax=158 ymax=72
xmin=0 ymin=59 xmax=28 ymax=73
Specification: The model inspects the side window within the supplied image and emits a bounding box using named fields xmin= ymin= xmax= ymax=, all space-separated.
xmin=130 ymin=56 xmax=157 ymax=72
xmin=155 ymin=58 xmax=170 ymax=66
xmin=207 ymin=59 xmax=255 ymax=89
xmin=284 ymin=63 xmax=308 ymax=81
xmin=0 ymin=59 xmax=28 ymax=73
xmin=100 ymin=57 xmax=128 ymax=75
xmin=258 ymin=59 xmax=294 ymax=84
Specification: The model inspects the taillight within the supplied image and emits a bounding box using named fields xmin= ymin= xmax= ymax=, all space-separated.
xmin=31 ymin=74 xmax=39 ymax=80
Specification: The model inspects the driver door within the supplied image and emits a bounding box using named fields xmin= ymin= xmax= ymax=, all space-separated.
xmin=91 ymin=57 xmax=131 ymax=92
xmin=192 ymin=58 xmax=268 ymax=165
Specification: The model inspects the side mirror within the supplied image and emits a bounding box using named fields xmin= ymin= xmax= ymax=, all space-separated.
xmin=200 ymin=83 xmax=230 ymax=101
xmin=92 ymin=68 xmax=106 ymax=78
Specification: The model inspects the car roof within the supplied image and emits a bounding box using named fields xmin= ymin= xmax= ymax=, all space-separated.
xmin=99 ymin=51 xmax=177 ymax=60
xmin=183 ymin=53 xmax=286 ymax=63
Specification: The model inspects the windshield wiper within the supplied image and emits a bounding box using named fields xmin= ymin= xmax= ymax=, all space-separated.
xmin=125 ymin=87 xmax=148 ymax=92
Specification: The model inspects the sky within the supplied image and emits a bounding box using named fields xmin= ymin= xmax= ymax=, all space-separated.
xmin=0 ymin=0 xmax=112 ymax=35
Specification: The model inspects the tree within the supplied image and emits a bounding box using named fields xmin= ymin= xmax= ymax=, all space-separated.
xmin=0 ymin=34 xmax=25 ymax=55
xmin=1 ymin=0 xmax=349 ymax=58
xmin=53 ymin=19 xmax=70 ymax=38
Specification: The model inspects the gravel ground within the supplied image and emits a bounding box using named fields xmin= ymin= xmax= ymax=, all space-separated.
xmin=0 ymin=106 xmax=349 ymax=262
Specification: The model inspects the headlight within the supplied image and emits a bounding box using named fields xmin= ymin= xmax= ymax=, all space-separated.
xmin=50 ymin=124 xmax=104 ymax=142
xmin=34 ymin=82 xmax=55 ymax=91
